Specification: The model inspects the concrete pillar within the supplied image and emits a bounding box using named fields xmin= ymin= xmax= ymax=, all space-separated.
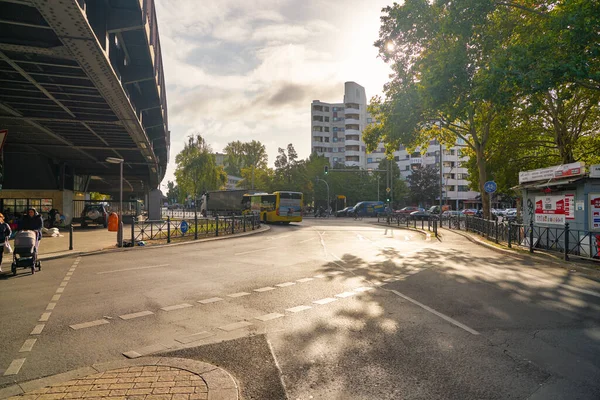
xmin=148 ymin=189 xmax=161 ymax=220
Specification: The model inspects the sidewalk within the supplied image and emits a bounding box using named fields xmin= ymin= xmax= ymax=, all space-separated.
xmin=0 ymin=357 xmax=238 ymax=400
xmin=34 ymin=226 xmax=121 ymax=260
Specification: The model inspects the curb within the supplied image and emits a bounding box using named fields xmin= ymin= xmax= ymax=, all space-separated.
xmin=38 ymin=225 xmax=271 ymax=262
xmin=442 ymin=228 xmax=600 ymax=279
xmin=0 ymin=357 xmax=238 ymax=400
xmin=370 ymin=221 xmax=434 ymax=241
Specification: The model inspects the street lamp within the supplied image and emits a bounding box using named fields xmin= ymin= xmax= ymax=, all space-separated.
xmin=106 ymin=157 xmax=124 ymax=247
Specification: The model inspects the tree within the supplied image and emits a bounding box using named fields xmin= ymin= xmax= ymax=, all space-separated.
xmin=165 ymin=181 xmax=182 ymax=204
xmin=90 ymin=192 xmax=109 ymax=201
xmin=174 ymin=134 xmax=225 ymax=204
xmin=223 ymin=141 xmax=245 ymax=176
xmin=406 ymin=165 xmax=439 ymax=207
xmin=242 ymin=140 xmax=268 ymax=189
xmin=274 ymin=144 xmax=299 ymax=185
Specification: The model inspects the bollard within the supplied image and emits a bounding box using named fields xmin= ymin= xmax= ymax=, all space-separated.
xmin=495 ymin=218 xmax=499 ymax=244
xmin=529 ymin=221 xmax=534 ymax=253
xmin=421 ymin=218 xmax=424 ymax=230
xmin=434 ymin=219 xmax=438 ymax=237
xmin=232 ymin=216 xmax=235 ymax=234
xmin=564 ymin=223 xmax=570 ymax=261
xmin=243 ymin=215 xmax=246 ymax=232
xmin=131 ymin=221 xmax=135 ymax=245
xmin=167 ymin=216 xmax=171 ymax=244
xmin=507 ymin=222 xmax=512 ymax=248
xmin=69 ymin=223 xmax=73 ymax=250
xmin=194 ymin=210 xmax=198 ymax=240
xmin=216 ymin=215 xmax=219 ymax=236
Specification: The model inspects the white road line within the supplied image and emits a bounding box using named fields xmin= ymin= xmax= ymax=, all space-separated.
xmin=297 ymin=278 xmax=314 ymax=283
xmin=96 ymin=264 xmax=170 ymax=274
xmin=255 ymin=313 xmax=285 ymax=322
xmin=160 ymin=303 xmax=193 ymax=312
xmin=275 ymin=282 xmax=296 ymax=287
xmin=328 ymin=271 xmax=344 ymax=276
xmin=59 ymin=281 xmax=68 ymax=287
xmin=63 ymin=276 xmax=71 ymax=281
xmin=234 ymin=247 xmax=276 ymax=256
xmin=51 ymin=294 xmax=61 ymax=302
xmin=46 ymin=303 xmax=56 ymax=311
xmin=227 ymin=292 xmax=251 ymax=298
xmin=198 ymin=297 xmax=223 ymax=304
xmin=218 ymin=321 xmax=253 ymax=332
xmin=119 ymin=310 xmax=154 ymax=320
xmin=286 ymin=305 xmax=312 ymax=313
xmin=330 ymin=253 xmax=346 ymax=263
xmin=70 ymin=319 xmax=110 ymax=330
xmin=39 ymin=312 xmax=51 ymax=322
xmin=3 ymin=358 xmax=26 ymax=376
xmin=56 ymin=287 xmax=64 ymax=293
xmin=31 ymin=324 xmax=45 ymax=335
xmin=66 ymin=272 xmax=73 ymax=276
xmin=175 ymin=331 xmax=214 ymax=344
xmin=353 ymin=287 xmax=375 ymax=293
xmin=299 ymin=238 xmax=317 ymax=243
xmin=254 ymin=287 xmax=275 ymax=292
xmin=19 ymin=339 xmax=37 ymax=353
xmin=313 ymin=298 xmax=337 ymax=305
xmin=388 ymin=289 xmax=480 ymax=335
xmin=313 ymin=274 xmax=327 ymax=278
xmin=335 ymin=292 xmax=356 ymax=298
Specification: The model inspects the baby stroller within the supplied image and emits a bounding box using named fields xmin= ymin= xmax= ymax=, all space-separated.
xmin=11 ymin=230 xmax=41 ymax=275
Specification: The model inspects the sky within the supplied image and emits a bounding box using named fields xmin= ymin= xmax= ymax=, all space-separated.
xmin=154 ymin=0 xmax=394 ymax=188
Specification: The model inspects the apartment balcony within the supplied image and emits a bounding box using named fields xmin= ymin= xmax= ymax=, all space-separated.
xmin=345 ymin=128 xmax=360 ymax=135
xmin=345 ymin=150 xmax=362 ymax=157
xmin=345 ymin=139 xmax=362 ymax=146
xmin=345 ymin=118 xmax=360 ymax=125
xmin=410 ymin=158 xmax=423 ymax=164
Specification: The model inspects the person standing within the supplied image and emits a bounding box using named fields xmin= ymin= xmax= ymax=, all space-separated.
xmin=0 ymin=213 xmax=12 ymax=272
xmin=21 ymin=208 xmax=43 ymax=243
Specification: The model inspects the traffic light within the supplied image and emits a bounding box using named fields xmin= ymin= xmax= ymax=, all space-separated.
xmin=324 ymin=165 xmax=329 ymax=175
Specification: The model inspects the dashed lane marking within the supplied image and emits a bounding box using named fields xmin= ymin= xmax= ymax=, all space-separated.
xmin=30 ymin=324 xmax=44 ymax=335
xmin=70 ymin=319 xmax=110 ymax=330
xmin=255 ymin=313 xmax=285 ymax=322
xmin=286 ymin=305 xmax=312 ymax=313
xmin=218 ymin=321 xmax=253 ymax=332
xmin=160 ymin=303 xmax=193 ymax=312
xmin=96 ymin=264 xmax=170 ymax=274
xmin=335 ymin=292 xmax=356 ymax=298
xmin=353 ymin=287 xmax=375 ymax=293
xmin=46 ymin=303 xmax=56 ymax=311
xmin=175 ymin=331 xmax=214 ymax=344
xmin=275 ymin=282 xmax=296 ymax=287
xmin=299 ymin=238 xmax=317 ymax=243
xmin=313 ymin=298 xmax=337 ymax=305
xmin=227 ymin=292 xmax=251 ymax=298
xmin=39 ymin=312 xmax=51 ymax=322
xmin=254 ymin=287 xmax=275 ymax=292
xmin=63 ymin=276 xmax=71 ymax=281
xmin=3 ymin=359 xmax=25 ymax=376
xmin=234 ymin=247 xmax=276 ymax=256
xmin=51 ymin=294 xmax=61 ymax=302
xmin=198 ymin=297 xmax=223 ymax=304
xmin=296 ymin=278 xmax=314 ymax=283
xmin=59 ymin=281 xmax=68 ymax=287
xmin=56 ymin=287 xmax=64 ymax=293
xmin=119 ymin=310 xmax=154 ymax=320
xmin=19 ymin=339 xmax=37 ymax=353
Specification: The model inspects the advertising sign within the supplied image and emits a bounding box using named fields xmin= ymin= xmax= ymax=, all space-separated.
xmin=590 ymin=164 xmax=600 ymax=178
xmin=519 ymin=162 xmax=584 ymax=184
xmin=565 ymin=193 xmax=575 ymax=220
xmin=278 ymin=197 xmax=302 ymax=217
xmin=590 ymin=193 xmax=600 ymax=231
xmin=535 ymin=195 xmax=565 ymax=225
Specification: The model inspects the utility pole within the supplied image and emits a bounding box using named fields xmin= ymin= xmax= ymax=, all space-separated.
xmin=439 ymin=142 xmax=443 ymax=210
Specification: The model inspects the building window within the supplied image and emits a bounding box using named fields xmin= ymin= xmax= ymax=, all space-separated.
xmin=367 ymin=118 xmax=372 ymax=123
xmin=324 ymin=106 xmax=330 ymax=112
xmin=394 ymin=156 xmax=399 ymax=161
xmin=405 ymin=165 xmax=410 ymax=171
xmin=333 ymin=137 xmax=338 ymax=142
xmin=324 ymin=117 xmax=330 ymax=122
xmin=406 ymin=155 xmax=410 ymax=159
xmin=367 ymin=158 xmax=373 ymax=163
xmin=458 ymin=185 xmax=470 ymax=192
xmin=333 ymin=157 xmax=338 ymax=162
xmin=339 ymin=147 xmax=345 ymax=152
xmin=376 ymin=158 xmax=381 ymax=162
xmin=324 ymin=127 xmax=330 ymax=132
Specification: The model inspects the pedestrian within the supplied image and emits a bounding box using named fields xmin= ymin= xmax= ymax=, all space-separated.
xmin=0 ymin=213 xmax=12 ymax=273
xmin=21 ymin=208 xmax=43 ymax=246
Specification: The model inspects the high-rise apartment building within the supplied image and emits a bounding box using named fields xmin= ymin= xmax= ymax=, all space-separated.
xmin=310 ymin=82 xmax=480 ymax=209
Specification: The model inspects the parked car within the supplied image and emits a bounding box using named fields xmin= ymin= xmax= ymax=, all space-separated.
xmin=394 ymin=206 xmax=422 ymax=215
xmin=409 ymin=208 xmax=432 ymax=220
xmin=81 ymin=204 xmax=109 ymax=228
xmin=336 ymin=207 xmax=353 ymax=217
xmin=441 ymin=210 xmax=466 ymax=220
xmin=504 ymin=208 xmax=518 ymax=221
xmin=352 ymin=201 xmax=385 ymax=217
xmin=461 ymin=209 xmax=477 ymax=216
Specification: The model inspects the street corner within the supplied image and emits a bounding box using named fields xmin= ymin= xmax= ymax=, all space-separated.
xmin=2 ymin=357 xmax=238 ymax=400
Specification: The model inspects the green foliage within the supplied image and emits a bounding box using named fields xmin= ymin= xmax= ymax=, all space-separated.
xmin=406 ymin=165 xmax=439 ymax=206
xmin=223 ymin=141 xmax=245 ymax=176
xmin=89 ymin=192 xmax=109 ymax=201
xmin=174 ymin=134 xmax=224 ymax=200
xmin=165 ymin=181 xmax=182 ymax=203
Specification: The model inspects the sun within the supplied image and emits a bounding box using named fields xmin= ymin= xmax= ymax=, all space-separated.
xmin=386 ymin=41 xmax=395 ymax=52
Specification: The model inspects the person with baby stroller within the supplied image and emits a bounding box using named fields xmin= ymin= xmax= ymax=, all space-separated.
xmin=11 ymin=208 xmax=43 ymax=275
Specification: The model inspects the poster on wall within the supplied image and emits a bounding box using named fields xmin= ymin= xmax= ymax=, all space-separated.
xmin=590 ymin=193 xmax=600 ymax=231
xmin=565 ymin=194 xmax=575 ymax=220
xmin=535 ymin=195 xmax=565 ymax=225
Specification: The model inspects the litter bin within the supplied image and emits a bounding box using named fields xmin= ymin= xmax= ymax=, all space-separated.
xmin=108 ymin=212 xmax=119 ymax=232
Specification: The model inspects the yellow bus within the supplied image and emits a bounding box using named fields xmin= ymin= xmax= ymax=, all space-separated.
xmin=243 ymin=191 xmax=303 ymax=224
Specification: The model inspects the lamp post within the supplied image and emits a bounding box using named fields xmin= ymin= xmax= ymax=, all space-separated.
xmin=106 ymin=157 xmax=124 ymax=247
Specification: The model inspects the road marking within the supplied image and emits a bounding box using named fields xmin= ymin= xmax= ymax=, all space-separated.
xmin=383 ymin=277 xmax=400 ymax=282
xmin=31 ymin=324 xmax=45 ymax=335
xmin=254 ymin=287 xmax=275 ymax=292
xmin=3 ymin=359 xmax=26 ymax=376
xmin=255 ymin=313 xmax=285 ymax=322
xmin=300 ymin=238 xmax=317 ymax=243
xmin=51 ymin=294 xmax=61 ymax=302
xmin=56 ymin=287 xmax=64 ymax=293
xmin=175 ymin=331 xmax=214 ymax=344
xmin=59 ymin=281 xmax=68 ymax=287
xmin=39 ymin=312 xmax=51 ymax=322
xmin=313 ymin=298 xmax=337 ymax=305
xmin=198 ymin=297 xmax=223 ymax=304
xmin=335 ymin=292 xmax=356 ymax=298
xmin=96 ymin=264 xmax=170 ymax=274
xmin=234 ymin=247 xmax=276 ymax=256
xmin=328 ymin=271 xmax=344 ymax=276
xmin=330 ymin=253 xmax=346 ymax=263
xmin=218 ymin=321 xmax=253 ymax=332
xmin=371 ymin=281 xmax=384 ymax=286
xmin=19 ymin=339 xmax=37 ymax=353
xmin=313 ymin=274 xmax=326 ymax=278
xmin=404 ymin=235 xmax=411 ymax=241
xmin=353 ymin=287 xmax=375 ymax=292
xmin=357 ymin=234 xmax=365 ymax=241
xmin=286 ymin=305 xmax=312 ymax=313
xmin=160 ymin=303 xmax=193 ymax=312
xmin=269 ymin=235 xmax=290 ymax=240
xmin=63 ymin=276 xmax=71 ymax=281
xmin=119 ymin=310 xmax=154 ymax=320
xmin=70 ymin=319 xmax=110 ymax=330
xmin=46 ymin=303 xmax=56 ymax=311
xmin=66 ymin=272 xmax=73 ymax=276
xmin=388 ymin=289 xmax=480 ymax=335
xmin=227 ymin=292 xmax=251 ymax=298
xmin=297 ymin=278 xmax=314 ymax=283
xmin=559 ymin=284 xmax=600 ymax=298
xmin=275 ymin=282 xmax=296 ymax=287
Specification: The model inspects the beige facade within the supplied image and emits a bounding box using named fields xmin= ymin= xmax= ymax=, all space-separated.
xmin=0 ymin=189 xmax=82 ymax=224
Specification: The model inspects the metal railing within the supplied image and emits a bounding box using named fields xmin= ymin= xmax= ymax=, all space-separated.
xmin=132 ymin=214 xmax=261 ymax=244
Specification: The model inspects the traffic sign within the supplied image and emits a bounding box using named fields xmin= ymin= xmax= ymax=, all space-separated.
xmin=180 ymin=220 xmax=189 ymax=234
xmin=386 ymin=187 xmax=391 ymax=193
xmin=484 ymin=181 xmax=497 ymax=193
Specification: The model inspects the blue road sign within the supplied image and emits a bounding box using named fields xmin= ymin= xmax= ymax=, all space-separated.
xmin=180 ymin=220 xmax=189 ymax=234
xmin=484 ymin=181 xmax=497 ymax=193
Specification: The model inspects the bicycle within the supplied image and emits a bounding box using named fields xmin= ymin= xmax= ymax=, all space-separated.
xmin=353 ymin=212 xmax=363 ymax=221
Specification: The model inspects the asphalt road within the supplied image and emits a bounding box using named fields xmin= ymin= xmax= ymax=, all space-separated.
xmin=1 ymin=218 xmax=600 ymax=399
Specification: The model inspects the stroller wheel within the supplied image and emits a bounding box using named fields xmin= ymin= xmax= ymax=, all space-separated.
xmin=37 ymin=262 xmax=42 ymax=271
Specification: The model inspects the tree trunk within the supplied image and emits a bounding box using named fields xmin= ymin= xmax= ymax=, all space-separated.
xmin=475 ymin=145 xmax=490 ymax=219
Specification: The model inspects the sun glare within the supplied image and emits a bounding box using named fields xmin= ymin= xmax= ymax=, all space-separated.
xmin=386 ymin=41 xmax=395 ymax=52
